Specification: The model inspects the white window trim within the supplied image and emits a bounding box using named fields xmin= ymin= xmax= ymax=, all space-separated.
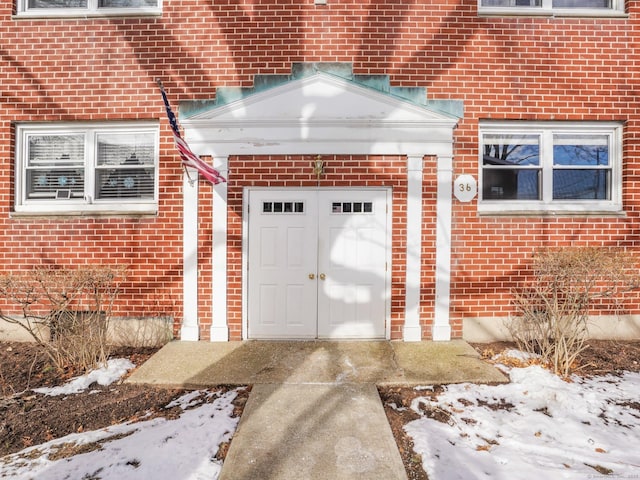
xmin=15 ymin=0 xmax=162 ymax=19
xmin=478 ymin=0 xmax=627 ymax=18
xmin=15 ymin=122 xmax=159 ymax=216
xmin=478 ymin=121 xmax=623 ymax=215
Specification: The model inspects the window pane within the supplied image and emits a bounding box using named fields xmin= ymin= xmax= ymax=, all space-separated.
xmin=96 ymin=132 xmax=155 ymax=167
xmin=483 ymin=169 xmax=540 ymax=200
xmin=28 ymin=134 xmax=84 ymax=167
xmin=95 ymin=132 xmax=155 ymax=200
xmin=26 ymin=169 xmax=85 ymax=199
xmin=28 ymin=0 xmax=87 ymax=7
xmin=26 ymin=134 xmax=85 ymax=200
xmin=553 ymin=135 xmax=609 ymax=166
xmin=553 ymin=0 xmax=611 ymax=7
xmin=553 ymin=170 xmax=609 ymax=199
xmin=98 ymin=0 xmax=158 ymax=6
xmin=96 ymin=167 xmax=154 ymax=199
xmin=483 ymin=134 xmax=540 ymax=166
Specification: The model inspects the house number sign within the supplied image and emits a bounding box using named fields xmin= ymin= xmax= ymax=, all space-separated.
xmin=454 ymin=174 xmax=477 ymax=202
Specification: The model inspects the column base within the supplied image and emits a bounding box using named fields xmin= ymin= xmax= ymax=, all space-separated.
xmin=180 ymin=324 xmax=199 ymax=341
xmin=432 ymin=324 xmax=452 ymax=341
xmin=210 ymin=325 xmax=229 ymax=342
xmin=403 ymin=324 xmax=422 ymax=342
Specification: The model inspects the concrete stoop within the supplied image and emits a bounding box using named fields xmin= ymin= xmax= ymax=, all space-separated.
xmin=127 ymin=340 xmax=507 ymax=479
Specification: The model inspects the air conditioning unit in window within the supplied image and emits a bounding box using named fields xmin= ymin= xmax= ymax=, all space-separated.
xmin=55 ymin=189 xmax=71 ymax=200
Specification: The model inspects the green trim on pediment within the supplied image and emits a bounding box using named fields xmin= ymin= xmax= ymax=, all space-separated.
xmin=180 ymin=62 xmax=463 ymax=119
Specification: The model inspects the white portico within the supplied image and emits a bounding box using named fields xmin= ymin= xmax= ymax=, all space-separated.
xmin=179 ymin=69 xmax=459 ymax=342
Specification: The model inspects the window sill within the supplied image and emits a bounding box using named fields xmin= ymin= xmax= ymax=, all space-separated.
xmin=12 ymin=203 xmax=158 ymax=217
xmin=478 ymin=203 xmax=625 ymax=217
xmin=478 ymin=8 xmax=628 ymax=18
xmin=13 ymin=9 xmax=162 ymax=20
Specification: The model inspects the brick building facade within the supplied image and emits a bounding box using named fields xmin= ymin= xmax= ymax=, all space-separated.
xmin=2 ymin=0 xmax=639 ymax=342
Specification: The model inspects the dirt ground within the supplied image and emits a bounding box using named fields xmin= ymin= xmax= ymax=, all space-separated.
xmin=1 ymin=340 xmax=639 ymax=479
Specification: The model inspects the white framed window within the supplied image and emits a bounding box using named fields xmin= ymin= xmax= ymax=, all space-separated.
xmin=479 ymin=121 xmax=623 ymax=215
xmin=478 ymin=0 xmax=626 ymax=17
xmin=15 ymin=122 xmax=159 ymax=215
xmin=16 ymin=0 xmax=161 ymax=18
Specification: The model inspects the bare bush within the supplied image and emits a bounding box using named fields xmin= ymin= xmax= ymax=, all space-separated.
xmin=509 ymin=247 xmax=640 ymax=376
xmin=0 ymin=266 xmax=126 ymax=373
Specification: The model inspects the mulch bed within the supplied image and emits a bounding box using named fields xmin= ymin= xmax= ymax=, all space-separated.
xmin=1 ymin=339 xmax=639 ymax=479
xmin=0 ymin=342 xmax=249 ymax=459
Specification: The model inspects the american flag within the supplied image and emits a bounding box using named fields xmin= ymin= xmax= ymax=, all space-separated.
xmin=158 ymin=81 xmax=226 ymax=185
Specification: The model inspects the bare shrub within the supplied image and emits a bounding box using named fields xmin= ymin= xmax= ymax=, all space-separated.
xmin=0 ymin=266 xmax=126 ymax=373
xmin=509 ymin=247 xmax=640 ymax=376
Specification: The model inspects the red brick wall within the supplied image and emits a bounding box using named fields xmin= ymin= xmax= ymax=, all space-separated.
xmin=1 ymin=0 xmax=639 ymax=339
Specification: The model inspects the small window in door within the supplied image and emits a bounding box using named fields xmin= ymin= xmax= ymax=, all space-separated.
xmin=332 ymin=201 xmax=373 ymax=214
xmin=262 ymin=201 xmax=304 ymax=214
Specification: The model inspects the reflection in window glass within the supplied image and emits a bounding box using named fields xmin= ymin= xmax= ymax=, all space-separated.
xmin=479 ymin=123 xmax=620 ymax=211
xmin=553 ymin=135 xmax=609 ymax=166
xmin=483 ymin=134 xmax=540 ymax=166
xmin=482 ymin=134 xmax=541 ymax=200
xmin=553 ymin=170 xmax=609 ymax=200
xmin=483 ymin=169 xmax=540 ymax=200
xmin=552 ymin=134 xmax=610 ymax=200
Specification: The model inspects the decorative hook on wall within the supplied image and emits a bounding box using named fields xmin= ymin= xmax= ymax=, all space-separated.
xmin=312 ymin=155 xmax=324 ymax=181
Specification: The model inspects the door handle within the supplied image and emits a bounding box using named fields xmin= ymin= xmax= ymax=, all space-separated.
xmin=319 ymin=273 xmax=326 ymax=281
xmin=309 ymin=273 xmax=315 ymax=280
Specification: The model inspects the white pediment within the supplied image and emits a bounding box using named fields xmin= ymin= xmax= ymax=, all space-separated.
xmin=188 ymin=72 xmax=455 ymax=124
xmin=181 ymin=72 xmax=458 ymax=158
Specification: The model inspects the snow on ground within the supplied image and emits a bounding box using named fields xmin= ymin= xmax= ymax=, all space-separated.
xmin=0 ymin=361 xmax=244 ymax=480
xmin=3 ymin=352 xmax=640 ymax=480
xmin=33 ymin=358 xmax=135 ymax=396
xmin=405 ymin=352 xmax=640 ymax=480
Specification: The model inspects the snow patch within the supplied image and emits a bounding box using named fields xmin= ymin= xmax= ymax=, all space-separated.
xmin=33 ymin=358 xmax=135 ymax=396
xmin=405 ymin=358 xmax=640 ymax=480
xmin=1 ymin=388 xmax=244 ymax=480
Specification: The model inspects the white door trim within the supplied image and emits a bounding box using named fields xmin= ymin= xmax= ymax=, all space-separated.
xmin=242 ymin=187 xmax=392 ymax=340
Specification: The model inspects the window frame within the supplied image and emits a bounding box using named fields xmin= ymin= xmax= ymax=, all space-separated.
xmin=478 ymin=121 xmax=623 ymax=215
xmin=15 ymin=122 xmax=159 ymax=216
xmin=478 ymin=0 xmax=626 ymax=17
xmin=15 ymin=0 xmax=162 ymax=19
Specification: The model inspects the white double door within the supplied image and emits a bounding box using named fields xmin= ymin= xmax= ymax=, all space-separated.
xmin=247 ymin=189 xmax=389 ymax=339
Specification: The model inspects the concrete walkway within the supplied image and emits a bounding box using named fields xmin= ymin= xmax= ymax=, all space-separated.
xmin=127 ymin=340 xmax=506 ymax=479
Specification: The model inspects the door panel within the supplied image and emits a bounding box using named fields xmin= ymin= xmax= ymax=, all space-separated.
xmin=317 ymin=190 xmax=387 ymax=338
xmin=248 ymin=191 xmax=318 ymax=338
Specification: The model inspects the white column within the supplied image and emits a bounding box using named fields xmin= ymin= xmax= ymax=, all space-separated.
xmin=403 ymin=155 xmax=424 ymax=341
xmin=433 ymin=154 xmax=453 ymax=341
xmin=181 ymin=168 xmax=200 ymax=341
xmin=210 ymin=156 xmax=229 ymax=341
